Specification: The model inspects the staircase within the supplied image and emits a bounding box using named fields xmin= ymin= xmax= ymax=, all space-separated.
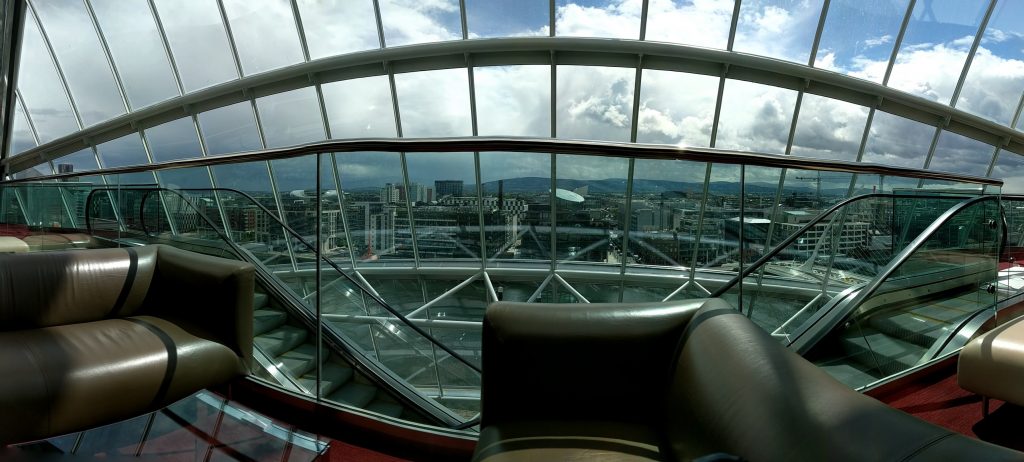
xmin=251 ymin=287 xmax=417 ymax=421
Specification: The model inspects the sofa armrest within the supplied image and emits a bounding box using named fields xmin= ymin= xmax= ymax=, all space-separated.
xmin=481 ymin=298 xmax=727 ymax=426
xmin=140 ymin=245 xmax=254 ymax=367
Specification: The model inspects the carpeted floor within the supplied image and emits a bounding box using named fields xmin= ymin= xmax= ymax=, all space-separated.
xmin=881 ymin=371 xmax=1024 ymax=451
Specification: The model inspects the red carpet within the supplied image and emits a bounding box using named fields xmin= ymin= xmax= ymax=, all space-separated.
xmin=880 ymin=370 xmax=1024 ymax=451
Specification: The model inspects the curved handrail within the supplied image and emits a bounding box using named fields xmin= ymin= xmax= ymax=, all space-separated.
xmin=84 ymin=186 xmax=481 ymax=428
xmin=3 ymin=137 xmax=1002 ymax=187
xmin=790 ymin=194 xmax=1002 ymax=351
xmin=710 ymin=192 xmax=978 ymax=298
xmin=136 ymin=186 xmax=482 ymax=374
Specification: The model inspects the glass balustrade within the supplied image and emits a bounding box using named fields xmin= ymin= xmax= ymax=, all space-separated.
xmin=0 ymin=143 xmax=1016 ymax=428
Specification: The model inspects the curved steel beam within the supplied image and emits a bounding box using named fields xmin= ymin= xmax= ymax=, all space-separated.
xmin=5 ymin=37 xmax=1024 ymax=174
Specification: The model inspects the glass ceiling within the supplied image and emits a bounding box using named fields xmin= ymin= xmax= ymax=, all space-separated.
xmin=4 ymin=0 xmax=1024 ymax=193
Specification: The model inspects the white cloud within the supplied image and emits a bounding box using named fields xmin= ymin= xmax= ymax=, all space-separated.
xmin=864 ymin=35 xmax=893 ymax=48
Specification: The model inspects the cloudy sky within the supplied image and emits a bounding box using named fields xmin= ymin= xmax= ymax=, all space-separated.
xmin=9 ymin=0 xmax=1024 ymax=192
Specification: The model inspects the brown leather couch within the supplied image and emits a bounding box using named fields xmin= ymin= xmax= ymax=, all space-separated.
xmin=0 ymin=245 xmax=254 ymax=445
xmin=473 ymin=299 xmax=1024 ymax=461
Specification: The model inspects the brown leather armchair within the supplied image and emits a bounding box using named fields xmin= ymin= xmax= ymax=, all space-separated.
xmin=473 ymin=299 xmax=1024 ymax=461
xmin=0 ymin=245 xmax=254 ymax=445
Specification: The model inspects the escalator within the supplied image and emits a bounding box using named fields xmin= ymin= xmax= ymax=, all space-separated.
xmin=84 ymin=186 xmax=480 ymax=428
xmin=714 ymin=192 xmax=1003 ymax=388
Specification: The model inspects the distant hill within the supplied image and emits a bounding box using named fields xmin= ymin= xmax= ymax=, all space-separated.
xmin=477 ymin=177 xmax=813 ymax=195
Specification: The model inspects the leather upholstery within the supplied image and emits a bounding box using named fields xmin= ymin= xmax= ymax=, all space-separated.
xmin=958 ymin=315 xmax=1024 ymax=408
xmin=0 ymin=245 xmax=254 ymax=445
xmin=474 ymin=300 xmax=1024 ymax=462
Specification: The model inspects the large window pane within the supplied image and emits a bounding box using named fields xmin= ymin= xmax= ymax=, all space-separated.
xmin=557 ymin=65 xmax=634 ymax=142
xmin=145 ymin=118 xmax=202 ymax=162
xmin=733 ymin=0 xmax=826 ymax=64
xmin=475 ymin=66 xmax=550 ymax=137
xmin=627 ymin=158 xmax=709 ymax=269
xmin=322 ymin=76 xmax=396 ymax=138
xmin=816 ymin=0 xmax=910 ymax=81
xmin=10 ymin=101 xmax=36 ymax=156
xmin=154 ymin=0 xmax=238 ymax=92
xmin=394 ymin=69 xmax=472 ymax=137
xmin=645 ymin=0 xmax=735 ymax=49
xmin=297 ymin=0 xmax=379 ymax=58
xmin=379 ymin=0 xmax=462 ymax=47
xmin=715 ymin=80 xmax=797 ymax=153
xmin=91 ymin=0 xmax=179 ymax=108
xmin=861 ymin=111 xmax=934 ymax=168
xmin=927 ymin=131 xmax=995 ymax=178
xmin=790 ymin=94 xmax=870 ymax=162
xmin=555 ymin=0 xmax=641 ymax=39
xmin=16 ymin=12 xmax=79 ymax=143
xmin=888 ymin=0 xmax=988 ymax=103
xmin=332 ymin=152 xmax=410 ymax=265
xmin=636 ymin=70 xmax=718 ymax=145
xmin=256 ymin=87 xmax=325 ymax=148
xmin=158 ymin=167 xmax=213 ymax=190
xmin=53 ymin=148 xmax=99 ymax=174
xmin=480 ymin=151 xmax=552 ymax=262
xmin=197 ymin=101 xmax=262 ymax=155
xmin=222 ymin=0 xmax=304 ymax=75
xmin=96 ymin=134 xmax=148 ymax=169
xmin=33 ymin=0 xmax=125 ymax=125
xmin=466 ymin=0 xmax=547 ymax=37
xmin=554 ymin=154 xmax=629 ymax=268
xmin=957 ymin=1 xmax=1024 ymax=125
xmin=991 ymin=151 xmax=1024 ymax=194
xmin=405 ymin=152 xmax=480 ymax=261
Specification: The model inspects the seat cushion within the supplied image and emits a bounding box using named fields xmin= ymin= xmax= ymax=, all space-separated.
xmin=959 ymin=315 xmax=1024 ymax=407
xmin=472 ymin=421 xmax=664 ymax=461
xmin=0 ymin=315 xmax=245 ymax=444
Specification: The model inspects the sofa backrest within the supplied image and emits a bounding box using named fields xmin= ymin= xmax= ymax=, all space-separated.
xmin=0 ymin=246 xmax=157 ymax=329
xmin=664 ymin=305 xmax=1023 ymax=462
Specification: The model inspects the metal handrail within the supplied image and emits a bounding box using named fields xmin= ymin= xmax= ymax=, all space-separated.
xmin=790 ymin=194 xmax=1002 ymax=351
xmin=0 ymin=137 xmax=1002 ymax=186
xmin=710 ymin=192 xmax=981 ymax=298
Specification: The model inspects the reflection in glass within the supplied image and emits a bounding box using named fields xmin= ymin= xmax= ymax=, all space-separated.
xmin=298 ymin=0 xmax=379 ymax=58
xmin=91 ymin=0 xmax=179 ymax=108
xmin=815 ymin=0 xmax=910 ymax=81
xmin=394 ymin=69 xmax=472 ymax=137
xmin=222 ymin=0 xmax=304 ymax=75
xmin=271 ymin=154 xmax=325 ymax=242
xmin=157 ymin=167 xmax=213 ymax=190
xmin=479 ymin=152 xmax=552 ymax=262
xmin=555 ymin=0 xmax=641 ymax=39
xmin=332 ymin=152 xmax=409 ymax=265
xmin=956 ymin=1 xmax=1024 ymax=124
xmin=928 ymin=131 xmax=995 ymax=178
xmin=17 ymin=11 xmax=79 ymax=142
xmin=322 ymin=76 xmax=396 ymax=138
xmin=96 ymin=134 xmax=148 ymax=168
xmin=32 ymin=0 xmax=125 ymax=125
xmin=405 ymin=152 xmax=480 ymax=260
xmin=636 ymin=70 xmax=717 ymax=145
xmin=627 ymin=158 xmax=709 ymax=269
xmin=197 ymin=101 xmax=262 ymax=155
xmin=733 ymin=0 xmax=826 ymax=64
xmin=474 ymin=66 xmax=550 ymax=137
xmin=145 ymin=118 xmax=203 ymax=162
xmin=211 ymin=160 xmax=281 ymax=220
xmin=715 ymin=80 xmax=797 ymax=153
xmin=554 ymin=154 xmax=628 ymax=267
xmin=888 ymin=0 xmax=988 ymax=103
xmin=378 ymin=0 xmax=462 ymax=47
xmin=790 ymin=94 xmax=870 ymax=161
xmin=696 ymin=163 xmax=740 ymax=271
xmin=153 ymin=0 xmax=239 ymax=92
xmin=861 ymin=111 xmax=934 ymax=168
xmin=557 ymin=65 xmax=634 ymax=142
xmin=466 ymin=0 xmax=547 ymax=37
xmin=645 ymin=0 xmax=734 ymax=49
xmin=256 ymin=87 xmax=325 ymax=148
